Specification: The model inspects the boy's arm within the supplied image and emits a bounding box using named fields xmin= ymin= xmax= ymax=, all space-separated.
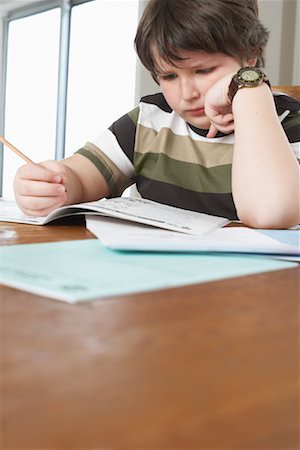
xmin=205 ymin=77 xmax=300 ymax=228
xmin=14 ymin=153 xmax=109 ymax=216
xmin=231 ymin=85 xmax=299 ymax=228
xmin=63 ymin=154 xmax=109 ymax=203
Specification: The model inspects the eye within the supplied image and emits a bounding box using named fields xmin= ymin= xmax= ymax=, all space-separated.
xmin=195 ymin=67 xmax=214 ymax=75
xmin=159 ymin=73 xmax=177 ymax=81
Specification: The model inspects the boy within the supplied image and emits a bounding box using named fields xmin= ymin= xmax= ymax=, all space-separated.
xmin=13 ymin=0 xmax=300 ymax=228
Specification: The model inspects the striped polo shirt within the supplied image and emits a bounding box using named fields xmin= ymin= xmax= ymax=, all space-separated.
xmin=76 ymin=92 xmax=300 ymax=220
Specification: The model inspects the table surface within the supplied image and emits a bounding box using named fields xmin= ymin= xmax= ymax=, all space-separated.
xmin=1 ymin=218 xmax=299 ymax=449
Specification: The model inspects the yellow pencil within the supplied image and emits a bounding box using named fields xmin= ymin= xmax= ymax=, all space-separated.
xmin=0 ymin=136 xmax=35 ymax=164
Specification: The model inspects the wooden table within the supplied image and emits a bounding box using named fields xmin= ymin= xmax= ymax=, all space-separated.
xmin=1 ymin=218 xmax=299 ymax=449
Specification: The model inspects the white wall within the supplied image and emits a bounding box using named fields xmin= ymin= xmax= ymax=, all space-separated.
xmin=258 ymin=0 xmax=283 ymax=84
xmin=134 ymin=0 xmax=158 ymax=102
xmin=293 ymin=0 xmax=300 ymax=84
xmin=258 ymin=0 xmax=299 ymax=85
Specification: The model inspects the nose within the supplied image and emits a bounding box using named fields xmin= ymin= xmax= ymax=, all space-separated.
xmin=180 ymin=77 xmax=200 ymax=101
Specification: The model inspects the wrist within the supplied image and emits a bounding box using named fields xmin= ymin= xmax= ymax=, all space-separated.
xmin=228 ymin=67 xmax=271 ymax=103
xmin=231 ymin=81 xmax=274 ymax=108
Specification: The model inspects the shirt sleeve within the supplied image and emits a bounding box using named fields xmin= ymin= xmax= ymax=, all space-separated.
xmin=75 ymin=107 xmax=139 ymax=197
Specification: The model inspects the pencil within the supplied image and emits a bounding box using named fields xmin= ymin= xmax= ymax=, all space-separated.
xmin=0 ymin=136 xmax=35 ymax=164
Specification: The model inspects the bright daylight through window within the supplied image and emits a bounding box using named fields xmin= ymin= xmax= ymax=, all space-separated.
xmin=2 ymin=0 xmax=139 ymax=198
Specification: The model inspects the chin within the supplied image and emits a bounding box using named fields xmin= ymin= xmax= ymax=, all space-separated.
xmin=188 ymin=117 xmax=210 ymax=129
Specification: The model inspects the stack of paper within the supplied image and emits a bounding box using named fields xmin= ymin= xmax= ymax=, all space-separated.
xmin=86 ymin=216 xmax=300 ymax=261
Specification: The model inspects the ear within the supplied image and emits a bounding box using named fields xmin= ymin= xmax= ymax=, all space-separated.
xmin=245 ymin=57 xmax=258 ymax=67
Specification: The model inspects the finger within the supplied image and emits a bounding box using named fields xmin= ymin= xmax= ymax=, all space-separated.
xmin=209 ymin=112 xmax=233 ymax=125
xmin=17 ymin=195 xmax=66 ymax=215
xmin=206 ymin=123 xmax=219 ymax=138
xmin=217 ymin=120 xmax=235 ymax=133
xmin=15 ymin=179 xmax=66 ymax=197
xmin=39 ymin=161 xmax=67 ymax=185
xmin=206 ymin=118 xmax=235 ymax=138
xmin=219 ymin=113 xmax=233 ymax=124
xmin=17 ymin=163 xmax=63 ymax=184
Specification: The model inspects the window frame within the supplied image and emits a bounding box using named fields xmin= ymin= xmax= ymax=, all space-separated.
xmin=0 ymin=0 xmax=104 ymax=195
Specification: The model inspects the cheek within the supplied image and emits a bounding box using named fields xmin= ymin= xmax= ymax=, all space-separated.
xmin=202 ymin=75 xmax=221 ymax=94
xmin=160 ymin=84 xmax=179 ymax=107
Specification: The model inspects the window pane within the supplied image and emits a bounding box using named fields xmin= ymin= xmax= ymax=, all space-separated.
xmin=3 ymin=8 xmax=60 ymax=198
xmin=65 ymin=0 xmax=139 ymax=156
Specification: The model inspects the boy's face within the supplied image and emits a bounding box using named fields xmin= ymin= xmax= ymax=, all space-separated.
xmin=154 ymin=50 xmax=242 ymax=129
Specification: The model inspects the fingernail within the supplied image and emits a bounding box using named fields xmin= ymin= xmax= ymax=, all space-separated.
xmin=57 ymin=185 xmax=65 ymax=194
xmin=53 ymin=175 xmax=61 ymax=182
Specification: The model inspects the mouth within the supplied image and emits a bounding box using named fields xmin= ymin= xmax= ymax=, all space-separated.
xmin=186 ymin=107 xmax=205 ymax=117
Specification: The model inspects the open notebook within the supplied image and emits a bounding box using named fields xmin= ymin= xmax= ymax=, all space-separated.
xmin=0 ymin=197 xmax=229 ymax=236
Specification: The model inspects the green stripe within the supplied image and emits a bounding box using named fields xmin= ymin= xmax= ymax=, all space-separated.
xmin=282 ymin=112 xmax=300 ymax=131
xmin=76 ymin=148 xmax=119 ymax=196
xmin=127 ymin=107 xmax=140 ymax=126
xmin=134 ymin=152 xmax=232 ymax=194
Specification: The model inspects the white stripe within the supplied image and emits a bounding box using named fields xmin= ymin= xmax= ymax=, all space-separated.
xmin=278 ymin=110 xmax=290 ymax=122
xmin=276 ymin=108 xmax=300 ymax=159
xmin=91 ymin=129 xmax=134 ymax=177
xmin=139 ymin=103 xmax=235 ymax=144
xmin=272 ymin=91 xmax=290 ymax=97
xmin=291 ymin=142 xmax=300 ymax=160
xmin=140 ymin=101 xmax=299 ymax=148
xmin=272 ymin=91 xmax=284 ymax=96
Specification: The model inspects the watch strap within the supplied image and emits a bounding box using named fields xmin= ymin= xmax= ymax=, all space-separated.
xmin=228 ymin=67 xmax=271 ymax=103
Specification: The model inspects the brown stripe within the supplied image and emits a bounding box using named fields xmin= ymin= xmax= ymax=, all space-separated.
xmin=136 ymin=125 xmax=233 ymax=167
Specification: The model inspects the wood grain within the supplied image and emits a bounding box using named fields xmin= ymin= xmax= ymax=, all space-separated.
xmin=1 ymin=220 xmax=299 ymax=449
xmin=273 ymin=85 xmax=300 ymax=99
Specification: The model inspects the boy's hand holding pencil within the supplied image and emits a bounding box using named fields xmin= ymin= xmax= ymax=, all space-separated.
xmin=0 ymin=136 xmax=68 ymax=216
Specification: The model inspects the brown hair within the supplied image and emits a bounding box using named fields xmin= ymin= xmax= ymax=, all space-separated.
xmin=134 ymin=0 xmax=269 ymax=81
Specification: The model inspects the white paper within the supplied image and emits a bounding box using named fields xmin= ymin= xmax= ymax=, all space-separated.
xmin=86 ymin=215 xmax=300 ymax=258
xmin=0 ymin=197 xmax=229 ymax=235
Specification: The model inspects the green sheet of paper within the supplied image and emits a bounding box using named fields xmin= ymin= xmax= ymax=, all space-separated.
xmin=1 ymin=239 xmax=297 ymax=303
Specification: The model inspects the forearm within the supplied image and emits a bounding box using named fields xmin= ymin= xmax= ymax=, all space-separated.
xmin=63 ymin=154 xmax=109 ymax=204
xmin=232 ymin=84 xmax=300 ymax=228
xmin=58 ymin=159 xmax=84 ymax=205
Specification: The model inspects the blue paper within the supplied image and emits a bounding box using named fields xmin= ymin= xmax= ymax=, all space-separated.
xmin=256 ymin=229 xmax=299 ymax=246
xmin=1 ymin=239 xmax=297 ymax=303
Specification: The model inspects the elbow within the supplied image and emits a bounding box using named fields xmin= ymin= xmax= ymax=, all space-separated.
xmin=237 ymin=207 xmax=300 ymax=230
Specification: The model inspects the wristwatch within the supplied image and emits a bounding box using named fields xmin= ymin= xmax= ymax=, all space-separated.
xmin=228 ymin=66 xmax=271 ymax=102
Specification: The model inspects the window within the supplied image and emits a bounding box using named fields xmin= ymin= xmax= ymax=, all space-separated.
xmin=0 ymin=0 xmax=140 ymax=198
xmin=65 ymin=0 xmax=138 ymax=156
xmin=2 ymin=7 xmax=61 ymax=197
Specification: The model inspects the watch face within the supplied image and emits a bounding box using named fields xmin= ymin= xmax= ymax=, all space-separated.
xmin=240 ymin=69 xmax=260 ymax=82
